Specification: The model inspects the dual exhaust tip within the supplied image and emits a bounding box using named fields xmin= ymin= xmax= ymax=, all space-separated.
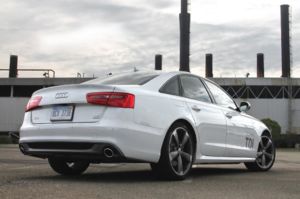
xmin=103 ymin=147 xmax=114 ymax=158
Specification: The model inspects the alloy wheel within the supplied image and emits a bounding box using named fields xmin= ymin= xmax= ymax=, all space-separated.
xmin=256 ymin=136 xmax=275 ymax=169
xmin=168 ymin=127 xmax=193 ymax=176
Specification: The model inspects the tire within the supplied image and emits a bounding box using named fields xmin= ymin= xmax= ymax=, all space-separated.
xmin=245 ymin=135 xmax=276 ymax=171
xmin=151 ymin=122 xmax=195 ymax=180
xmin=48 ymin=158 xmax=90 ymax=175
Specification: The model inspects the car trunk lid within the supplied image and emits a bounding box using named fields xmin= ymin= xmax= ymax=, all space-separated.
xmin=30 ymin=84 xmax=115 ymax=124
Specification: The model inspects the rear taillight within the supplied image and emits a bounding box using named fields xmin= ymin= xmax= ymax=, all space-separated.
xmin=26 ymin=96 xmax=42 ymax=112
xmin=86 ymin=92 xmax=135 ymax=108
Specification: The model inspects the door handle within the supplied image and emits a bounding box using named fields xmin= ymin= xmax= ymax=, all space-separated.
xmin=225 ymin=112 xmax=233 ymax=119
xmin=191 ymin=105 xmax=201 ymax=112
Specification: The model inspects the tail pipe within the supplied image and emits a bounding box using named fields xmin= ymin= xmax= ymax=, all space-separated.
xmin=103 ymin=147 xmax=114 ymax=158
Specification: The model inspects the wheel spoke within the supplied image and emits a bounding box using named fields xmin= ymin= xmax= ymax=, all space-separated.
xmin=170 ymin=151 xmax=179 ymax=161
xmin=177 ymin=155 xmax=183 ymax=174
xmin=66 ymin=162 xmax=75 ymax=168
xmin=265 ymin=139 xmax=272 ymax=149
xmin=264 ymin=152 xmax=273 ymax=159
xmin=173 ymin=130 xmax=180 ymax=146
xmin=262 ymin=154 xmax=266 ymax=166
xmin=181 ymin=151 xmax=192 ymax=162
xmin=181 ymin=133 xmax=189 ymax=148
xmin=259 ymin=141 xmax=264 ymax=149
xmin=257 ymin=152 xmax=263 ymax=157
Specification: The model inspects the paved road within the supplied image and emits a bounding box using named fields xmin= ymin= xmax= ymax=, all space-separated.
xmin=0 ymin=145 xmax=299 ymax=199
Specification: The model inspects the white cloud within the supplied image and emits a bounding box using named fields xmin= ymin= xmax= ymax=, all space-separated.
xmin=0 ymin=0 xmax=299 ymax=78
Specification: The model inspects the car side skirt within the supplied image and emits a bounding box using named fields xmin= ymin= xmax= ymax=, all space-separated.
xmin=194 ymin=155 xmax=256 ymax=164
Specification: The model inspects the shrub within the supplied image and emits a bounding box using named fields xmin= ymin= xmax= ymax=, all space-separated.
xmin=261 ymin=118 xmax=281 ymax=139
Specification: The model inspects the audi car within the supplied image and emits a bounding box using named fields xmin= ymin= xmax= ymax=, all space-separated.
xmin=19 ymin=71 xmax=275 ymax=180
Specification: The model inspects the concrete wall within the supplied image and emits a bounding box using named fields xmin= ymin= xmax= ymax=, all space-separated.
xmin=235 ymin=99 xmax=286 ymax=133
xmin=291 ymin=99 xmax=300 ymax=133
xmin=0 ymin=77 xmax=299 ymax=134
xmin=1 ymin=97 xmax=298 ymax=134
xmin=213 ymin=77 xmax=300 ymax=134
xmin=0 ymin=78 xmax=92 ymax=86
xmin=0 ymin=78 xmax=90 ymax=133
xmin=0 ymin=97 xmax=28 ymax=132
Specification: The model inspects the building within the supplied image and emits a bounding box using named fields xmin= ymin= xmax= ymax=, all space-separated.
xmin=0 ymin=78 xmax=91 ymax=135
xmin=213 ymin=77 xmax=300 ymax=134
xmin=0 ymin=76 xmax=299 ymax=136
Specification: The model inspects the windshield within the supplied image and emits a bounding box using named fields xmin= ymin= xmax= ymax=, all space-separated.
xmin=83 ymin=72 xmax=159 ymax=85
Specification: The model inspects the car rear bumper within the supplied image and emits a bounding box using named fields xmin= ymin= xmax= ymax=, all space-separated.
xmin=19 ymin=114 xmax=164 ymax=163
xmin=19 ymin=142 xmax=135 ymax=163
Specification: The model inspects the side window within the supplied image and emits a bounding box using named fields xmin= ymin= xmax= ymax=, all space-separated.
xmin=204 ymin=80 xmax=237 ymax=109
xmin=160 ymin=76 xmax=180 ymax=96
xmin=180 ymin=75 xmax=211 ymax=103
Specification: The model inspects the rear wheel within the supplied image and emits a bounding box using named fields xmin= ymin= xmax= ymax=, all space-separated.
xmin=245 ymin=135 xmax=275 ymax=171
xmin=48 ymin=158 xmax=90 ymax=175
xmin=151 ymin=122 xmax=194 ymax=180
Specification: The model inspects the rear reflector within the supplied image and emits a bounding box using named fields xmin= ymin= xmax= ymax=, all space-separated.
xmin=86 ymin=92 xmax=135 ymax=108
xmin=26 ymin=96 xmax=42 ymax=112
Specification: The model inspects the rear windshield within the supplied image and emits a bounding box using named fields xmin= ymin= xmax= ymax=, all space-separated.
xmin=83 ymin=72 xmax=159 ymax=85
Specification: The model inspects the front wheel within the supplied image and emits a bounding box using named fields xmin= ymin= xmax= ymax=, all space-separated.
xmin=245 ymin=135 xmax=276 ymax=171
xmin=151 ymin=122 xmax=195 ymax=180
xmin=48 ymin=158 xmax=90 ymax=175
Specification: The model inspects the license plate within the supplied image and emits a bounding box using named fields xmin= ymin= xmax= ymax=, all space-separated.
xmin=50 ymin=105 xmax=74 ymax=121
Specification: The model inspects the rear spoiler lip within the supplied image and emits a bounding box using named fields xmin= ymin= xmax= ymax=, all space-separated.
xmin=33 ymin=84 xmax=116 ymax=95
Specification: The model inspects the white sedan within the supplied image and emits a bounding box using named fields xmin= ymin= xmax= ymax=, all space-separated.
xmin=19 ymin=71 xmax=275 ymax=180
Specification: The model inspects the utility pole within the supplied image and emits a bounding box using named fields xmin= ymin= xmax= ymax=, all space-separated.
xmin=179 ymin=0 xmax=190 ymax=72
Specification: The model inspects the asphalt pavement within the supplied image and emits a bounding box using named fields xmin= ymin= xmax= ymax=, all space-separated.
xmin=0 ymin=145 xmax=299 ymax=199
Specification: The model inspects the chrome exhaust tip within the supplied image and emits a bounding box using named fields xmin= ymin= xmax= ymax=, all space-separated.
xmin=103 ymin=147 xmax=114 ymax=158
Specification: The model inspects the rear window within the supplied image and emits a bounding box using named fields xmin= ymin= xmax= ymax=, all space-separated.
xmin=83 ymin=72 xmax=159 ymax=85
xmin=160 ymin=76 xmax=180 ymax=96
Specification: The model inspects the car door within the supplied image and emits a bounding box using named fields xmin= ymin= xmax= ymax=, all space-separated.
xmin=203 ymin=80 xmax=257 ymax=158
xmin=179 ymin=75 xmax=227 ymax=157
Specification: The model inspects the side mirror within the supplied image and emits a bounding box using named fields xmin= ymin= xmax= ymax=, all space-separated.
xmin=240 ymin=101 xmax=251 ymax=112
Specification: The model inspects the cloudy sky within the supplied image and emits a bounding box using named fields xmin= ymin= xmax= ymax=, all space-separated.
xmin=0 ymin=0 xmax=299 ymax=78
